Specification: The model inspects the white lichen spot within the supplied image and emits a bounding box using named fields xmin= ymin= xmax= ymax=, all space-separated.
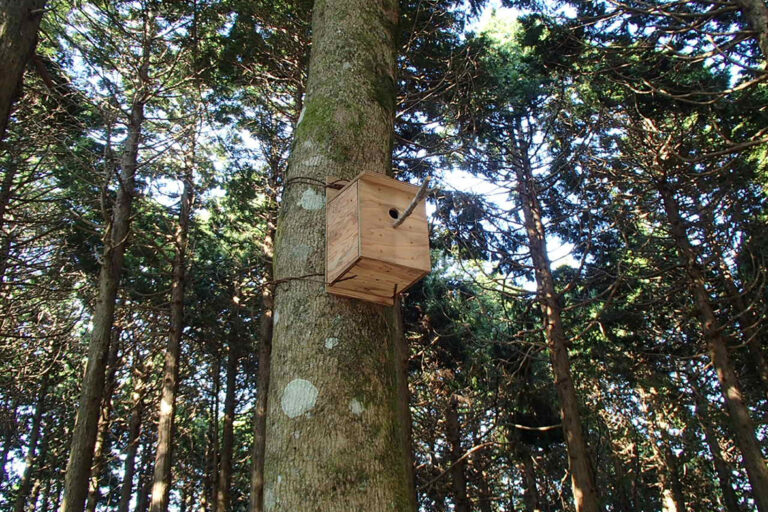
xmin=277 ymin=475 xmax=283 ymax=484
xmin=349 ymin=398 xmax=364 ymax=416
xmin=264 ymin=488 xmax=276 ymax=510
xmin=292 ymin=243 xmax=311 ymax=262
xmin=325 ymin=337 xmax=339 ymax=349
xmin=343 ymin=61 xmax=352 ymax=70
xmin=293 ymin=431 xmax=301 ymax=440
xmin=273 ymin=310 xmax=280 ymax=326
xmin=281 ymin=379 xmax=319 ymax=418
xmin=299 ymin=188 xmax=325 ymax=211
xmin=297 ymin=106 xmax=306 ymax=125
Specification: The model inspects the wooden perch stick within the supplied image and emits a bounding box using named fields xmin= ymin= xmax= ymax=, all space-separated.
xmin=392 ymin=177 xmax=431 ymax=228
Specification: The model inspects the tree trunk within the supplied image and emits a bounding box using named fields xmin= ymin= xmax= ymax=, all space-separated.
xmin=261 ymin=0 xmax=415 ymax=509
xmin=28 ymin=429 xmax=48 ymax=512
xmin=0 ymin=0 xmax=47 ymax=142
xmin=445 ymin=395 xmax=469 ymax=512
xmin=13 ymin=376 xmax=49 ymax=512
xmin=658 ymin=181 xmax=768 ymax=511
xmin=715 ymin=255 xmax=768 ymax=396
xmin=393 ymin=296 xmax=419 ymax=511
xmin=149 ymin=155 xmax=194 ymax=512
xmin=645 ymin=408 xmax=686 ymax=512
xmin=215 ymin=342 xmax=238 ymax=512
xmin=0 ymin=159 xmax=18 ymax=286
xmin=60 ymin=78 xmax=146 ymax=512
xmin=248 ymin=284 xmax=273 ymax=512
xmin=0 ymin=400 xmax=18 ymax=490
xmin=85 ymin=333 xmax=121 ymax=512
xmin=205 ymin=359 xmax=221 ymax=512
xmin=514 ymin=147 xmax=600 ymax=512
xmin=134 ymin=445 xmax=152 ymax=512
xmin=117 ymin=363 xmax=146 ymax=512
xmin=521 ymin=448 xmax=542 ymax=512
xmin=693 ymin=385 xmax=741 ymax=512
xmin=477 ymin=473 xmax=493 ymax=512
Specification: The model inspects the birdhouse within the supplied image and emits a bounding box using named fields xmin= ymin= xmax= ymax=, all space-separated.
xmin=326 ymin=172 xmax=431 ymax=305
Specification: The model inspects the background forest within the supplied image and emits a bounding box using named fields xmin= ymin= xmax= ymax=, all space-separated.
xmin=1 ymin=0 xmax=767 ymax=511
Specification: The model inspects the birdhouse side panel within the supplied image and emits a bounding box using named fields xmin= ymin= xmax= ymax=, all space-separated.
xmin=358 ymin=177 xmax=431 ymax=273
xmin=326 ymin=181 xmax=361 ymax=284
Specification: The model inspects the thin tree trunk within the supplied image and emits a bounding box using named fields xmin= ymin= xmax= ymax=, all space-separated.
xmin=0 ymin=0 xmax=47 ymax=142
xmin=0 ymin=400 xmax=17 ymax=490
xmin=40 ymin=464 xmax=53 ymax=512
xmin=13 ymin=376 xmax=49 ymax=512
xmin=60 ymin=16 xmax=152 ymax=512
xmin=645 ymin=405 xmax=686 ymax=512
xmin=514 ymin=147 xmax=600 ymax=512
xmin=658 ymin=182 xmax=768 ymax=511
xmin=475 ymin=463 xmax=494 ymax=512
xmin=215 ymin=343 xmax=238 ymax=512
xmin=521 ymin=447 xmax=542 ymax=512
xmin=206 ymin=359 xmax=221 ymax=512
xmin=0 ymin=159 xmax=18 ymax=286
xmin=248 ymin=282 xmax=273 ymax=512
xmin=394 ymin=296 xmax=419 ymax=511
xmin=149 ymin=152 xmax=194 ymax=512
xmin=445 ymin=395 xmax=469 ymax=512
xmin=262 ymin=0 xmax=415 ymax=509
xmin=715 ymin=255 xmax=768 ymax=395
xmin=28 ymin=429 xmax=48 ymax=512
xmin=693 ymin=385 xmax=741 ymax=512
xmin=117 ymin=363 xmax=146 ymax=512
xmin=134 ymin=445 xmax=152 ymax=512
xmin=85 ymin=333 xmax=121 ymax=512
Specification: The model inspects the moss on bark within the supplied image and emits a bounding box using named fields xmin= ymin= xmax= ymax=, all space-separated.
xmin=262 ymin=1 xmax=414 ymax=511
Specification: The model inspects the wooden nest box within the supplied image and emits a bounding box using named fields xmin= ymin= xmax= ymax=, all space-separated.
xmin=326 ymin=172 xmax=431 ymax=305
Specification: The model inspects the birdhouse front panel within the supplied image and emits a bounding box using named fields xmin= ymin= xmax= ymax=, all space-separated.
xmin=325 ymin=172 xmax=431 ymax=305
xmin=358 ymin=174 xmax=431 ymax=273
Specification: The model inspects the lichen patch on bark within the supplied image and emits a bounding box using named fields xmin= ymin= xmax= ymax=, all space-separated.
xmin=325 ymin=337 xmax=339 ymax=349
xmin=299 ymin=187 xmax=325 ymax=210
xmin=349 ymin=398 xmax=365 ymax=416
xmin=281 ymin=379 xmax=319 ymax=418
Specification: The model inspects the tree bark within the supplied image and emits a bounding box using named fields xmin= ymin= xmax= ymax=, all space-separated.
xmin=715 ymin=255 xmax=768 ymax=396
xmin=698 ymin=406 xmax=741 ymax=512
xmin=445 ymin=395 xmax=469 ymax=512
xmin=393 ymin=296 xmax=419 ymax=511
xmin=134 ymin=444 xmax=153 ymax=512
xmin=261 ymin=0 xmax=415 ymax=510
xmin=658 ymin=181 xmax=768 ymax=512
xmin=520 ymin=447 xmax=542 ymax=512
xmin=149 ymin=154 xmax=194 ymax=512
xmin=13 ymin=376 xmax=49 ymax=512
xmin=248 ymin=284 xmax=273 ymax=512
xmin=205 ymin=359 xmax=221 ymax=512
xmin=644 ymin=398 xmax=686 ymax=512
xmin=117 ymin=363 xmax=146 ymax=512
xmin=514 ymin=145 xmax=600 ymax=512
xmin=0 ymin=400 xmax=18 ymax=490
xmin=215 ymin=342 xmax=238 ymax=512
xmin=0 ymin=0 xmax=47 ymax=142
xmin=60 ymin=17 xmax=151 ymax=511
xmin=0 ymin=159 xmax=18 ymax=286
xmin=85 ymin=333 xmax=121 ymax=512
